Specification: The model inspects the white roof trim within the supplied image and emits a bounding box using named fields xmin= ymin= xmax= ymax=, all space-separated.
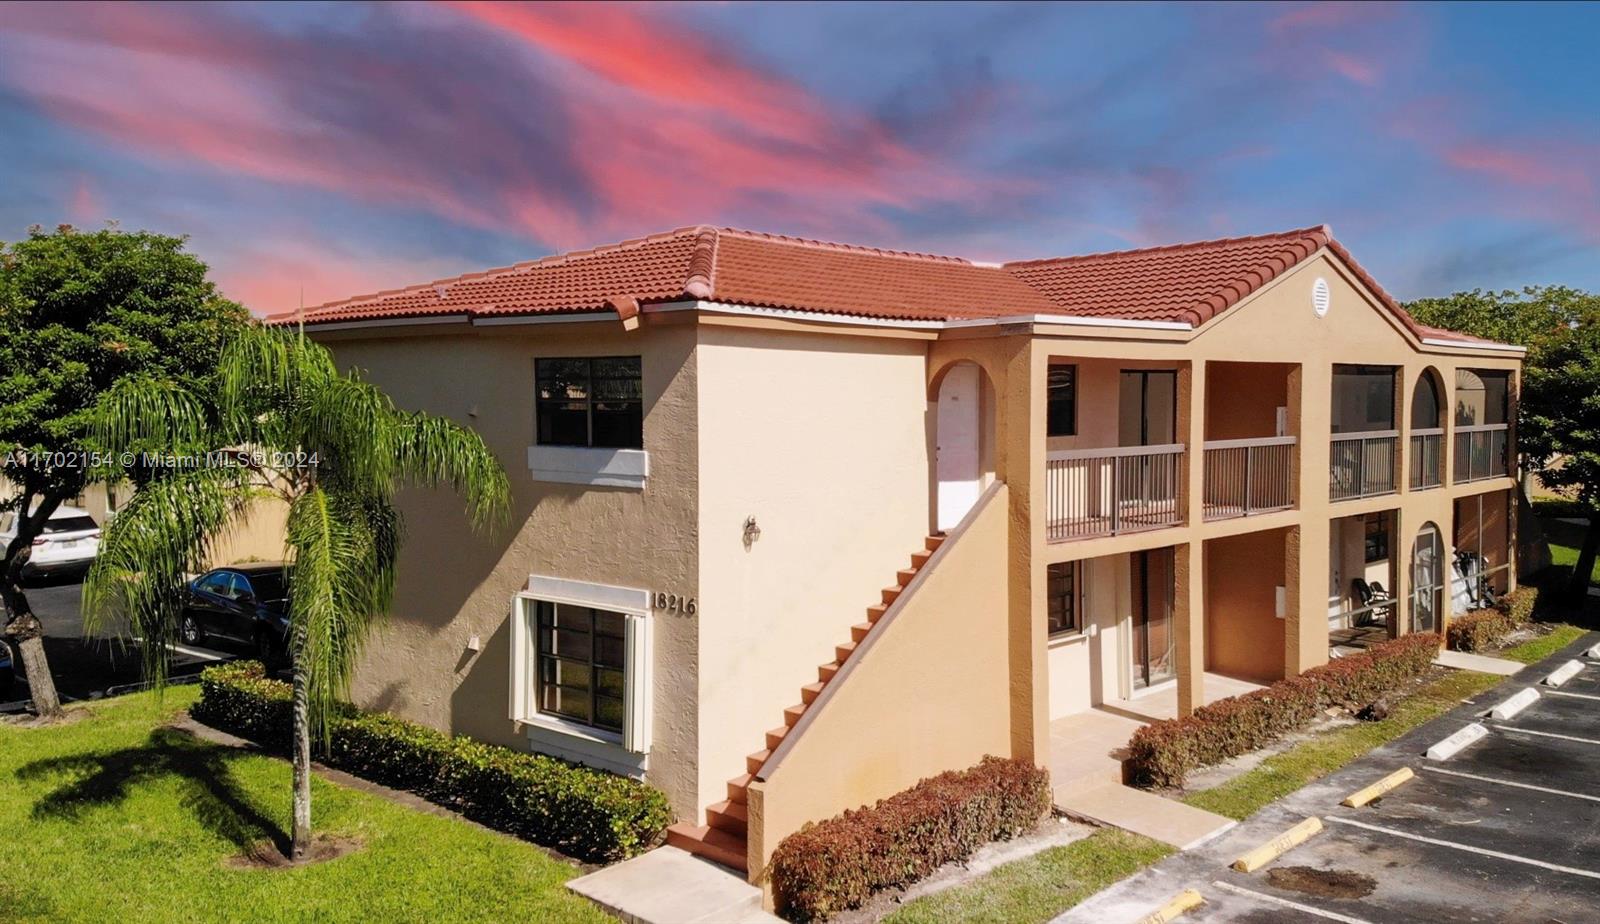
xmin=471 ymin=311 xmax=617 ymax=327
xmin=290 ymin=313 xmax=469 ymax=332
xmin=1420 ymin=336 xmax=1526 ymax=355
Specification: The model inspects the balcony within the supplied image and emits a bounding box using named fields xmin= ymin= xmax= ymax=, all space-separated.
xmin=1409 ymin=428 xmax=1444 ymax=490
xmin=1329 ymin=430 xmax=1398 ymax=501
xmin=1045 ymin=444 xmax=1185 ymax=541
xmin=1202 ymin=436 xmax=1296 ymax=521
xmin=1454 ymin=424 xmax=1509 ymax=483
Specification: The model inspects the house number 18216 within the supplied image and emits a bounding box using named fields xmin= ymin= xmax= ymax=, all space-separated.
xmin=654 ymin=592 xmax=697 ymax=615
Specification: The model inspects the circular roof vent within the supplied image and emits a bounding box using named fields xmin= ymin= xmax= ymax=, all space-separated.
xmin=1312 ymin=277 xmax=1331 ymax=317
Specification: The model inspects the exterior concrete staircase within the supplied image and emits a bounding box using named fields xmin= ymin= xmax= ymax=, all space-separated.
xmin=665 ymin=534 xmax=945 ymax=873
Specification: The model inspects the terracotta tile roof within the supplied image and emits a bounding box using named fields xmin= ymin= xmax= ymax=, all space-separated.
xmin=269 ymin=224 xmax=1487 ymax=347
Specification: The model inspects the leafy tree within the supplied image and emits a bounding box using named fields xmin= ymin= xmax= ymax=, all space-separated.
xmin=84 ymin=326 xmax=509 ymax=860
xmin=0 ymin=225 xmax=247 ymax=716
xmin=1408 ymin=286 xmax=1600 ymax=600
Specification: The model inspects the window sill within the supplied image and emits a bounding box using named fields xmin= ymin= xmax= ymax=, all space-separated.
xmin=1048 ymin=630 xmax=1086 ymax=648
xmin=519 ymin=712 xmax=648 ymax=779
xmin=519 ymin=712 xmax=625 ymax=747
xmin=527 ymin=445 xmax=648 ymax=489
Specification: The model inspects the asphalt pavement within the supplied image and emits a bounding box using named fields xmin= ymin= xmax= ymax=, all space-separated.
xmin=1060 ymin=631 xmax=1600 ymax=924
xmin=2 ymin=573 xmax=235 ymax=713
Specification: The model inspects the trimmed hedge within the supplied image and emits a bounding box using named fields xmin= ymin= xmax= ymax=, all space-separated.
xmin=1448 ymin=608 xmax=1516 ymax=652
xmin=1500 ymin=584 xmax=1540 ymax=623
xmin=1126 ymin=633 xmax=1440 ymax=789
xmin=768 ymin=756 xmax=1050 ymax=921
xmin=191 ymin=661 xmax=672 ymax=862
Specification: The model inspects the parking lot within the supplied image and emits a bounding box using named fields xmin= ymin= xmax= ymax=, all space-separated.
xmin=1062 ymin=632 xmax=1600 ymax=924
xmin=2 ymin=575 xmax=235 ymax=713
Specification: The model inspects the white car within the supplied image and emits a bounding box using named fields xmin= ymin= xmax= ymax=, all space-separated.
xmin=0 ymin=505 xmax=101 ymax=577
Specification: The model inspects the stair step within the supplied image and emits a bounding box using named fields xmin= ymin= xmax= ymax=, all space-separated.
xmin=835 ymin=640 xmax=857 ymax=662
xmin=765 ymin=725 xmax=790 ymax=750
xmin=707 ymin=799 xmax=748 ymax=837
xmin=850 ymin=621 xmax=874 ymax=643
xmin=746 ymin=750 xmax=771 ymax=774
xmin=727 ymin=773 xmax=753 ymax=804
xmin=881 ymin=585 xmax=904 ymax=605
xmin=911 ymin=550 xmax=932 ymax=568
xmin=866 ymin=603 xmax=888 ymax=623
xmin=925 ymin=535 xmax=945 ymax=551
xmin=896 ymin=568 xmax=918 ymax=586
xmin=800 ymin=681 xmax=826 ymax=704
xmin=666 ymin=822 xmax=747 ymax=872
xmin=819 ymin=661 xmax=840 ymax=682
xmin=783 ymin=703 xmax=807 ymax=726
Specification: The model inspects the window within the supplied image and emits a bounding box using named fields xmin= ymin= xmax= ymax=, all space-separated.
xmin=536 ymin=357 xmax=643 ymax=449
xmin=196 ymin=571 xmax=232 ymax=596
xmin=535 ymin=601 xmax=627 ymax=734
xmin=1047 ymin=561 xmax=1083 ymax=635
xmin=1364 ymin=515 xmax=1389 ymax=564
xmin=1048 ymin=365 xmax=1077 ymax=437
xmin=1331 ymin=365 xmax=1396 ymax=433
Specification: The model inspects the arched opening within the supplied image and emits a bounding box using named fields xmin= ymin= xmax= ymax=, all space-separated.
xmin=1410 ymin=369 xmax=1446 ymax=489
xmin=1411 ymin=522 xmax=1444 ymax=634
xmin=932 ymin=361 xmax=996 ymax=532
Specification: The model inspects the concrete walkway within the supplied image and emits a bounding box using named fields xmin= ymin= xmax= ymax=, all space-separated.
xmin=1435 ymin=649 xmax=1524 ymax=675
xmin=566 ymin=846 xmax=780 ymax=924
xmin=1056 ymin=781 xmax=1235 ymax=851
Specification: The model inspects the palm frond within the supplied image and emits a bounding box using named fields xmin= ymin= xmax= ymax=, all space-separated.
xmin=301 ymin=374 xmax=404 ymax=495
xmin=82 ymin=464 xmax=260 ymax=689
xmin=396 ymin=413 xmax=512 ymax=530
xmin=86 ymin=377 xmax=211 ymax=456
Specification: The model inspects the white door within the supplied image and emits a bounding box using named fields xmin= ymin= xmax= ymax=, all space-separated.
xmin=936 ymin=364 xmax=980 ymax=532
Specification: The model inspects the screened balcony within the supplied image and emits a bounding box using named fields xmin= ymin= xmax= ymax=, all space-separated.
xmin=1330 ymin=365 xmax=1398 ymax=502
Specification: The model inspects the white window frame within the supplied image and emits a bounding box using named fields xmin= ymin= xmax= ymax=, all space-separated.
xmin=509 ymin=576 xmax=653 ymax=756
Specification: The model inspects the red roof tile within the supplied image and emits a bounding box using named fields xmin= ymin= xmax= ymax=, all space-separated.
xmin=269 ymin=224 xmax=1490 ymax=347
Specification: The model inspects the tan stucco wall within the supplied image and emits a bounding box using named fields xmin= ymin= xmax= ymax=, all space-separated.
xmin=1047 ymin=553 xmax=1127 ymax=717
xmin=320 ymin=321 xmax=703 ymax=818
xmin=746 ymin=483 xmax=1013 ymax=881
xmin=1032 ymin=249 xmax=1521 ymax=719
xmin=1204 ymin=527 xmax=1288 ymax=683
xmin=205 ymin=497 xmax=290 ymax=568
xmin=694 ymin=323 xmax=933 ymax=818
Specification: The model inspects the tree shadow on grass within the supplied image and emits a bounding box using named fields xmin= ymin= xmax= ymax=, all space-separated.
xmin=16 ymin=725 xmax=290 ymax=857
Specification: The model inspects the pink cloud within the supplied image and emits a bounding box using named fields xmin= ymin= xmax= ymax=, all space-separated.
xmin=211 ymin=240 xmax=467 ymax=317
xmin=66 ymin=175 xmax=101 ymax=226
xmin=1324 ymin=50 xmax=1380 ymax=87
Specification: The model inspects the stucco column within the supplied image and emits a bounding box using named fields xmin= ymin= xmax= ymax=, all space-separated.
xmin=1174 ymin=541 xmax=1204 ymax=716
xmin=1005 ymin=337 xmax=1048 ymax=763
xmin=1396 ymin=366 xmax=1412 ymax=495
xmin=1441 ymin=362 xmax=1457 ymax=488
xmin=1506 ymin=368 xmax=1521 ymax=592
xmin=1288 ymin=361 xmax=1331 ymax=675
xmin=1175 ymin=361 xmax=1206 ymax=716
xmin=1391 ymin=508 xmax=1411 ymax=636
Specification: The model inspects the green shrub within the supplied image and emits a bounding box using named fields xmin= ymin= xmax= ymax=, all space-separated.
xmin=191 ymin=661 xmax=671 ymax=862
xmin=1125 ymin=633 xmax=1440 ymax=789
xmin=1448 ymin=608 xmax=1516 ymax=652
xmin=1498 ymin=585 xmax=1540 ymax=623
xmin=769 ymin=756 xmax=1050 ymax=921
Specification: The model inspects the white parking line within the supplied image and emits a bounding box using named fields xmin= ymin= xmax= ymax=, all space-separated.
xmin=129 ymin=637 xmax=232 ymax=662
xmin=1490 ymin=724 xmax=1600 ymax=747
xmin=1325 ymin=816 xmax=1600 ymax=881
xmin=1422 ymin=766 xmax=1600 ymax=803
xmin=1546 ymin=689 xmax=1600 ymax=703
xmin=1211 ymin=881 xmax=1373 ymax=923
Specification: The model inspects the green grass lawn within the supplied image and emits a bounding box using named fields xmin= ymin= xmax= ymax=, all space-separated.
xmin=1536 ymin=506 xmax=1600 ymax=586
xmin=884 ymin=830 xmax=1170 ymax=924
xmin=1181 ymin=668 xmax=1501 ymax=820
xmin=0 ymin=688 xmax=609 ymax=924
xmin=1499 ymin=623 xmax=1587 ymax=663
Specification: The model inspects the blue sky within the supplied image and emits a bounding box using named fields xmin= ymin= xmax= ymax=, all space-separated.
xmin=1 ymin=1 xmax=1596 ymax=314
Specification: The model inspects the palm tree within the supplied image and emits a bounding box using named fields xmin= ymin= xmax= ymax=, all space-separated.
xmin=83 ymin=326 xmax=508 ymax=859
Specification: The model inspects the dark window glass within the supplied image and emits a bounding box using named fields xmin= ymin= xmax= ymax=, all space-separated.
xmin=535 ymin=600 xmax=628 ymax=734
xmin=1332 ymin=365 xmax=1396 ymax=433
xmin=248 ymin=572 xmax=289 ymax=601
xmin=1047 ymin=561 xmax=1080 ymax=635
xmin=43 ymin=515 xmax=98 ymax=534
xmin=196 ymin=571 xmax=231 ymax=595
xmin=1411 ymin=375 xmax=1442 ymax=429
xmin=536 ymin=357 xmax=643 ymax=448
xmin=1048 ymin=365 xmax=1077 ymax=437
xmin=1365 ymin=516 xmax=1389 ymax=563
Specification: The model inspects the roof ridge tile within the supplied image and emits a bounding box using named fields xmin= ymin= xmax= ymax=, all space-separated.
xmin=1002 ymin=224 xmax=1330 ymax=269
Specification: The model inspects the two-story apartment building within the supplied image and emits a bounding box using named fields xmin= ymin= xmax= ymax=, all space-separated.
xmin=273 ymin=224 xmax=1523 ymax=887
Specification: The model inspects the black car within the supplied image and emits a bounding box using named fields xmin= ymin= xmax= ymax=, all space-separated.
xmin=0 ymin=639 xmax=14 ymax=699
xmin=180 ymin=563 xmax=293 ymax=665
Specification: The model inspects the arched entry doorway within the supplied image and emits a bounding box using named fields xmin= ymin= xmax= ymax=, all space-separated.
xmin=1411 ymin=522 xmax=1445 ymax=633
xmin=1410 ymin=370 xmax=1446 ymax=489
xmin=934 ymin=362 xmax=994 ymax=532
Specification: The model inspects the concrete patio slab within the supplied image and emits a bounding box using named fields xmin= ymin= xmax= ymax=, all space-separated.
xmin=1056 ymin=781 xmax=1235 ymax=851
xmin=1435 ymin=649 xmax=1524 ymax=676
xmin=566 ymin=846 xmax=779 ymax=924
xmin=1048 ymin=708 xmax=1144 ymax=797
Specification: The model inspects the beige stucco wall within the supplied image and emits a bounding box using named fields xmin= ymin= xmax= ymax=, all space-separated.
xmin=746 ymin=483 xmax=1013 ymax=881
xmin=1204 ymin=527 xmax=1288 ymax=683
xmin=1047 ymin=553 xmax=1126 ymax=717
xmin=694 ymin=322 xmax=933 ymax=818
xmin=319 ymin=321 xmax=703 ymax=818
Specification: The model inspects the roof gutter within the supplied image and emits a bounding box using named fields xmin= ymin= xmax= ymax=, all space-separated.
xmin=1420 ymin=337 xmax=1526 ymax=355
xmin=654 ymin=300 xmax=1195 ymax=332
